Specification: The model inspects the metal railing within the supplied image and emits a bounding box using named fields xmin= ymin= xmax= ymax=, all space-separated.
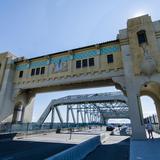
xmin=153 ymin=124 xmax=160 ymax=134
xmin=0 ymin=122 xmax=104 ymax=134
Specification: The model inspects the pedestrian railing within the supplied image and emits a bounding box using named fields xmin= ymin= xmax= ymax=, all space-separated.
xmin=153 ymin=124 xmax=160 ymax=134
xmin=0 ymin=122 xmax=105 ymax=135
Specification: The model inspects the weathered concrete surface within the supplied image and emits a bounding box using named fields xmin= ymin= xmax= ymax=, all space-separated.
xmin=130 ymin=132 xmax=160 ymax=160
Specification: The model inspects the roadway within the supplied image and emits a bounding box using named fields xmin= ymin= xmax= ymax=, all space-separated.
xmin=0 ymin=127 xmax=131 ymax=160
xmin=0 ymin=127 xmax=103 ymax=160
xmin=0 ymin=140 xmax=74 ymax=160
xmin=0 ymin=126 xmax=159 ymax=160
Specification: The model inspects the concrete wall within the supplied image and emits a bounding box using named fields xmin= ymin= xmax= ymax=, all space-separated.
xmin=0 ymin=53 xmax=16 ymax=122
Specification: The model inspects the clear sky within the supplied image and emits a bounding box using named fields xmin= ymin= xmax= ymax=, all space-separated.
xmin=0 ymin=0 xmax=159 ymax=122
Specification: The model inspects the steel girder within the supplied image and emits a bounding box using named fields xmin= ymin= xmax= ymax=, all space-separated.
xmin=37 ymin=92 xmax=129 ymax=125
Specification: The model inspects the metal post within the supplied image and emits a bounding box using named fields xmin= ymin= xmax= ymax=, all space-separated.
xmin=84 ymin=110 xmax=86 ymax=124
xmin=51 ymin=108 xmax=55 ymax=128
xmin=89 ymin=105 xmax=92 ymax=123
xmin=55 ymin=106 xmax=63 ymax=124
xmin=77 ymin=105 xmax=79 ymax=125
xmin=87 ymin=111 xmax=90 ymax=123
xmin=70 ymin=106 xmax=76 ymax=124
xmin=80 ymin=106 xmax=84 ymax=123
xmin=66 ymin=105 xmax=69 ymax=127
xmin=20 ymin=106 xmax=25 ymax=123
xmin=153 ymin=115 xmax=156 ymax=124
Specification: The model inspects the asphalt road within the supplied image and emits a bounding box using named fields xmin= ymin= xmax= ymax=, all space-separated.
xmin=0 ymin=128 xmax=129 ymax=160
xmin=83 ymin=138 xmax=130 ymax=160
xmin=0 ymin=140 xmax=74 ymax=160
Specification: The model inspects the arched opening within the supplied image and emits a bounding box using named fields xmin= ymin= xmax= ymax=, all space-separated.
xmin=140 ymin=96 xmax=157 ymax=120
xmin=12 ymin=102 xmax=25 ymax=123
xmin=140 ymin=81 xmax=160 ymax=135
xmin=137 ymin=30 xmax=148 ymax=45
xmin=107 ymin=118 xmax=131 ymax=136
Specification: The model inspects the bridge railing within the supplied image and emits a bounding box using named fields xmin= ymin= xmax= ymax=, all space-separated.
xmin=153 ymin=124 xmax=160 ymax=134
xmin=144 ymin=114 xmax=160 ymax=134
xmin=0 ymin=122 xmax=104 ymax=134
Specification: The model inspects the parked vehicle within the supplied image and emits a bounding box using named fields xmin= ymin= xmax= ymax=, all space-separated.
xmin=106 ymin=125 xmax=115 ymax=131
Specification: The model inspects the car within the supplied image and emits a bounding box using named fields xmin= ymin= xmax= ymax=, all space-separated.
xmin=56 ymin=128 xmax=61 ymax=133
xmin=106 ymin=125 xmax=115 ymax=131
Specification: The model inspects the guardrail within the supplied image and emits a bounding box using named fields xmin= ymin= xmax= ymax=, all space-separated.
xmin=0 ymin=122 xmax=105 ymax=135
xmin=46 ymin=135 xmax=101 ymax=160
xmin=153 ymin=124 xmax=160 ymax=134
xmin=0 ymin=123 xmax=75 ymax=133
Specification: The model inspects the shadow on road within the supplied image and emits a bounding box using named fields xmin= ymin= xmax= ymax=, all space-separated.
xmin=84 ymin=138 xmax=130 ymax=160
xmin=0 ymin=139 xmax=75 ymax=160
xmin=0 ymin=132 xmax=17 ymax=141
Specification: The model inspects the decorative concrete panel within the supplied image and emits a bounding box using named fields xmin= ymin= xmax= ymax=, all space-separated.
xmin=30 ymin=60 xmax=49 ymax=68
xmin=100 ymin=46 xmax=120 ymax=55
xmin=15 ymin=45 xmax=120 ymax=71
xmin=51 ymin=55 xmax=72 ymax=64
xmin=16 ymin=64 xmax=29 ymax=71
xmin=74 ymin=50 xmax=98 ymax=60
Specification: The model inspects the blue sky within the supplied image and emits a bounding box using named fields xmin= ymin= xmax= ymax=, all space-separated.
xmin=0 ymin=0 xmax=159 ymax=122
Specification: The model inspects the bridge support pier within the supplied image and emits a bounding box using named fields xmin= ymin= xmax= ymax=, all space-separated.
xmin=12 ymin=104 xmax=24 ymax=123
xmin=126 ymin=87 xmax=146 ymax=140
xmin=12 ymin=91 xmax=35 ymax=123
xmin=22 ymin=96 xmax=35 ymax=123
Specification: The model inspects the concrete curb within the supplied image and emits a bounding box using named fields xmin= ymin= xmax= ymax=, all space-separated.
xmin=46 ymin=135 xmax=101 ymax=160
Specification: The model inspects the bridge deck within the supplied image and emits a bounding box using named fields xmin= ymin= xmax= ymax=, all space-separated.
xmin=0 ymin=128 xmax=103 ymax=160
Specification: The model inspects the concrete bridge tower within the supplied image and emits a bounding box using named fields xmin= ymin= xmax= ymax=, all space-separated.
xmin=0 ymin=15 xmax=160 ymax=139
xmin=118 ymin=15 xmax=160 ymax=139
xmin=0 ymin=52 xmax=35 ymax=123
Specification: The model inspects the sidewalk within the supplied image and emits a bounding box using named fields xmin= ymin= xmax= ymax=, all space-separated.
xmin=130 ymin=132 xmax=160 ymax=160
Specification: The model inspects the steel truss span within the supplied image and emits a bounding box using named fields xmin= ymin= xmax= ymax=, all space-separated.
xmin=37 ymin=92 xmax=129 ymax=125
